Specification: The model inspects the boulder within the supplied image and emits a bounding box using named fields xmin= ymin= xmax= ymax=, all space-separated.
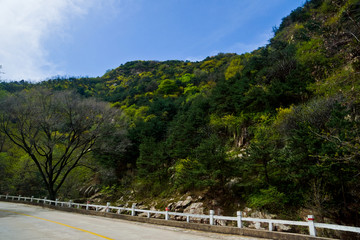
xmin=174 ymin=196 xmax=193 ymax=210
xmin=247 ymin=210 xmax=291 ymax=232
xmin=138 ymin=212 xmax=148 ymax=218
xmin=274 ymin=223 xmax=292 ymax=232
xmin=182 ymin=196 xmax=193 ymax=207
xmin=167 ymin=202 xmax=175 ymax=210
xmin=215 ymin=219 xmax=227 ymax=226
xmin=137 ymin=205 xmax=148 ymax=210
xmin=184 ymin=202 xmax=204 ymax=215
xmin=184 ymin=202 xmax=204 ymax=223
xmin=150 ymin=206 xmax=162 ymax=218
xmin=249 ymin=222 xmax=265 ymax=230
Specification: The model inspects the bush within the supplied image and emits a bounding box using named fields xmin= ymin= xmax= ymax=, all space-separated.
xmin=248 ymin=186 xmax=288 ymax=211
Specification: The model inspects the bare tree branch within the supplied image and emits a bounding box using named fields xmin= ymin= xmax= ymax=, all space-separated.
xmin=0 ymin=88 xmax=128 ymax=199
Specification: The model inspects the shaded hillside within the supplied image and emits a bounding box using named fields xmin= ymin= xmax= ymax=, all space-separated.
xmin=1 ymin=0 xmax=360 ymax=237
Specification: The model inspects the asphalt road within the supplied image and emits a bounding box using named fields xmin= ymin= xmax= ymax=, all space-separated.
xmin=0 ymin=202 xmax=267 ymax=240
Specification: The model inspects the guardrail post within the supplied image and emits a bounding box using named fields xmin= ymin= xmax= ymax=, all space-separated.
xmin=18 ymin=195 xmax=21 ymax=200
xmin=86 ymin=201 xmax=89 ymax=210
xmin=31 ymin=196 xmax=34 ymax=202
xmin=269 ymin=221 xmax=273 ymax=231
xmin=237 ymin=211 xmax=243 ymax=228
xmin=55 ymin=199 xmax=58 ymax=206
xmin=6 ymin=194 xmax=8 ymax=199
xmin=68 ymin=200 xmax=72 ymax=207
xmin=43 ymin=197 xmax=47 ymax=204
xmin=131 ymin=203 xmax=136 ymax=216
xmin=209 ymin=210 xmax=214 ymax=225
xmin=106 ymin=202 xmax=110 ymax=212
xmin=186 ymin=215 xmax=190 ymax=223
xmin=37 ymin=198 xmax=40 ymax=203
xmin=165 ymin=207 xmax=169 ymax=220
xmin=308 ymin=215 xmax=317 ymax=236
xmin=147 ymin=212 xmax=150 ymax=218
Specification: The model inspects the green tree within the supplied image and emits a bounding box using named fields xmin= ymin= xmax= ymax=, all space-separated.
xmin=157 ymin=79 xmax=178 ymax=95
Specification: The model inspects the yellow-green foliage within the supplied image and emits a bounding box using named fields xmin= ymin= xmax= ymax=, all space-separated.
xmin=297 ymin=38 xmax=325 ymax=63
xmin=309 ymin=66 xmax=360 ymax=102
xmin=183 ymin=83 xmax=198 ymax=95
xmin=177 ymin=73 xmax=193 ymax=83
xmin=296 ymin=38 xmax=329 ymax=80
xmin=121 ymin=104 xmax=151 ymax=127
xmin=117 ymin=75 xmax=131 ymax=88
xmin=319 ymin=0 xmax=337 ymax=14
xmin=157 ymin=79 xmax=178 ymax=95
xmin=225 ymin=56 xmax=244 ymax=80
xmin=200 ymin=59 xmax=216 ymax=71
xmin=210 ymin=114 xmax=245 ymax=132
xmin=175 ymin=158 xmax=199 ymax=174
xmin=326 ymin=0 xmax=358 ymax=25
xmin=139 ymin=71 xmax=153 ymax=79
xmin=274 ymin=106 xmax=294 ymax=127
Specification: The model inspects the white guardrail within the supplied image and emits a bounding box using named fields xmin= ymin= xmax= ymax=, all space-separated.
xmin=1 ymin=194 xmax=360 ymax=237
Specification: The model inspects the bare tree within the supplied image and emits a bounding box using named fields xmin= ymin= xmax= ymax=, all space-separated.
xmin=0 ymin=88 xmax=128 ymax=199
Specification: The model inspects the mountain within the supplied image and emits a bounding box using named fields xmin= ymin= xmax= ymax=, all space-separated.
xmin=1 ymin=0 xmax=359 ymax=236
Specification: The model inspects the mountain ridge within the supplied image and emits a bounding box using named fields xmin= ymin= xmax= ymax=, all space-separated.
xmin=0 ymin=1 xmax=359 ymax=238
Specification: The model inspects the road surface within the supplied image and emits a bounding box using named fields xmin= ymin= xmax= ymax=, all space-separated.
xmin=0 ymin=201 xmax=267 ymax=240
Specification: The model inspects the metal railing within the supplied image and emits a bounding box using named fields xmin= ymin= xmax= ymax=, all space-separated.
xmin=1 ymin=194 xmax=359 ymax=237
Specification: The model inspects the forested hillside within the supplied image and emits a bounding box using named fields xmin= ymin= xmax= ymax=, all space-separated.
xmin=1 ymin=0 xmax=359 ymax=235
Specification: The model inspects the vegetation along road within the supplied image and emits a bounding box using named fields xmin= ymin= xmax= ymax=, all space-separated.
xmin=0 ymin=202 xmax=267 ymax=240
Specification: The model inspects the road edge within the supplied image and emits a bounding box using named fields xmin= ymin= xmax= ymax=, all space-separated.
xmin=0 ymin=199 xmax=334 ymax=240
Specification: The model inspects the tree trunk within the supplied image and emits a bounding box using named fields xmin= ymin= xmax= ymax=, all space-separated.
xmin=47 ymin=182 xmax=57 ymax=200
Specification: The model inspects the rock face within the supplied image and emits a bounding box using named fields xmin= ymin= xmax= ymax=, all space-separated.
xmin=247 ymin=211 xmax=273 ymax=230
xmin=183 ymin=202 xmax=204 ymax=223
xmin=89 ymin=192 xmax=292 ymax=231
xmin=151 ymin=206 xmax=163 ymax=219
xmin=88 ymin=192 xmax=104 ymax=203
xmin=243 ymin=209 xmax=291 ymax=232
xmin=184 ymin=202 xmax=204 ymax=215
xmin=173 ymin=196 xmax=193 ymax=211
xmin=274 ymin=223 xmax=292 ymax=232
xmin=137 ymin=212 xmax=148 ymax=218
xmin=214 ymin=208 xmax=226 ymax=226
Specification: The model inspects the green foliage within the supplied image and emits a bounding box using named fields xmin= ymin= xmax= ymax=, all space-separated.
xmin=157 ymin=79 xmax=178 ymax=95
xmin=137 ymin=138 xmax=168 ymax=182
xmin=173 ymin=158 xmax=206 ymax=191
xmin=274 ymin=97 xmax=360 ymax=217
xmin=248 ymin=186 xmax=287 ymax=211
xmin=177 ymin=73 xmax=193 ymax=83
xmin=173 ymin=134 xmax=232 ymax=192
xmin=225 ymin=56 xmax=244 ymax=80
xmin=0 ymin=147 xmax=46 ymax=197
xmin=296 ymin=39 xmax=329 ymax=77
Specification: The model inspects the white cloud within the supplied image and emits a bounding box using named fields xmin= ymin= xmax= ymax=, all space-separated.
xmin=0 ymin=0 xmax=94 ymax=81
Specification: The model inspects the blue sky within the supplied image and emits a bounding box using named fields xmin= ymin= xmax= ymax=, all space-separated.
xmin=0 ymin=0 xmax=304 ymax=82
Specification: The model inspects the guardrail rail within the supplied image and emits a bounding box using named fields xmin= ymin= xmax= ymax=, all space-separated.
xmin=1 ymin=194 xmax=359 ymax=238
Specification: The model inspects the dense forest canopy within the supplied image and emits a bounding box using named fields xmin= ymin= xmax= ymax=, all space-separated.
xmin=0 ymin=0 xmax=360 ymax=237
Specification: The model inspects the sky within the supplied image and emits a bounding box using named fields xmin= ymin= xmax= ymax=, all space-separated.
xmin=0 ymin=0 xmax=305 ymax=82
